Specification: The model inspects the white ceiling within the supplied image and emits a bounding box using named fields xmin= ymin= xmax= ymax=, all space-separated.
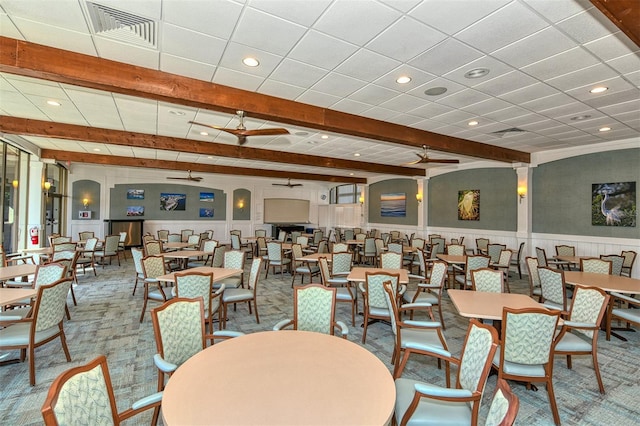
xmin=0 ymin=0 xmax=638 ymax=181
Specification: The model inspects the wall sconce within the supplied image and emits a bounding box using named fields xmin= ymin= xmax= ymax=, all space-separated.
xmin=82 ymin=198 xmax=90 ymax=208
xmin=359 ymin=195 xmax=365 ymax=205
xmin=43 ymin=181 xmax=51 ymax=196
xmin=416 ymin=193 xmax=423 ymax=203
xmin=12 ymin=180 xmax=18 ymax=189
xmin=517 ymin=186 xmax=527 ymax=204
xmin=237 ymin=200 xmax=245 ymax=210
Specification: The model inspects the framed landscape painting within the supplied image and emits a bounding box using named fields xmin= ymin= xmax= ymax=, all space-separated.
xmin=592 ymin=182 xmax=636 ymax=227
xmin=160 ymin=193 xmax=186 ymax=211
xmin=200 ymin=192 xmax=214 ymax=202
xmin=126 ymin=206 xmax=144 ymax=216
xmin=200 ymin=208 xmax=214 ymax=218
xmin=458 ymin=190 xmax=480 ymax=221
xmin=380 ymin=193 xmax=406 ymax=217
xmin=127 ymin=189 xmax=144 ymax=199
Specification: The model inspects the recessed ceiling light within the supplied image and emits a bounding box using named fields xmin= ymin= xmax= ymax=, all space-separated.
xmin=468 ymin=120 xmax=479 ymax=126
xmin=242 ymin=57 xmax=260 ymax=67
xmin=207 ymin=156 xmax=213 ymax=159
xmin=200 ymin=131 xmax=209 ymax=136
xmin=349 ymin=173 xmax=354 ymax=176
xmin=168 ymin=110 xmax=185 ymax=116
xmin=396 ymin=76 xmax=411 ymax=84
xmin=570 ymin=115 xmax=591 ymax=121
xmin=464 ymin=68 xmax=490 ymax=79
xmin=295 ymin=131 xmax=309 ymax=136
xmin=354 ymin=153 xmax=361 ymax=157
xmin=47 ymin=100 xmax=61 ymax=106
xmin=424 ymin=87 xmax=448 ymax=96
xmin=590 ymin=86 xmax=608 ymax=94
xmin=599 ymin=126 xmax=611 ymax=132
xmin=321 ymin=135 xmax=329 ymax=139
xmin=93 ymin=148 xmax=101 ymax=152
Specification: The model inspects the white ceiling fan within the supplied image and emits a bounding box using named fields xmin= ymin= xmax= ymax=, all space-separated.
xmin=166 ymin=170 xmax=203 ymax=182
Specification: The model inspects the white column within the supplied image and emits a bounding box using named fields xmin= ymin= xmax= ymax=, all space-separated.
xmin=515 ymin=164 xmax=534 ymax=258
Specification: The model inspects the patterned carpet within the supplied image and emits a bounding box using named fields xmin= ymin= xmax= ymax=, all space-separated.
xmin=1 ymin=254 xmax=639 ymax=425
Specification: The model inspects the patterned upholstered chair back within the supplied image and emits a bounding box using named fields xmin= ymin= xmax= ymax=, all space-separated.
xmin=428 ymin=243 xmax=440 ymax=260
xmin=331 ymin=252 xmax=353 ymax=275
xmin=53 ymin=242 xmax=77 ymax=254
xmin=472 ymin=268 xmax=504 ymax=293
xmin=381 ymin=233 xmax=390 ymax=245
xmin=600 ymin=255 xmax=624 ymax=276
xmin=475 ymin=238 xmax=489 ymax=254
xmin=102 ymin=235 xmax=120 ymax=254
xmin=230 ymin=234 xmax=241 ymax=250
xmin=465 ymin=255 xmax=491 ymax=281
xmin=414 ymin=249 xmax=427 ymax=276
xmin=51 ymin=251 xmax=78 ymax=280
xmin=167 ymin=234 xmax=181 ymax=243
xmin=412 ymin=238 xmax=425 ymax=249
xmin=212 ymin=246 xmax=226 ymax=267
xmin=496 ymin=249 xmax=513 ymax=267
xmin=313 ymin=231 xmax=324 ymax=245
xmin=224 ymin=250 xmax=245 ymax=270
xmin=487 ymin=244 xmax=506 ymax=264
xmin=621 ymin=250 xmax=636 ymax=272
xmin=555 ymin=245 xmax=575 ymax=257
xmin=297 ymin=236 xmax=309 ymax=246
xmin=248 ymin=257 xmax=262 ymax=291
xmin=291 ymin=244 xmax=304 ymax=265
xmin=485 ymin=379 xmax=519 ymax=426
xmin=447 ymin=244 xmax=465 ymax=256
xmin=277 ymin=230 xmax=287 ymax=242
xmin=290 ymin=231 xmax=301 ymax=244
xmin=332 ymin=243 xmax=348 ymax=253
xmin=202 ymin=239 xmax=218 ymax=254
xmin=255 ymin=229 xmax=266 ymax=237
xmin=175 ymin=272 xmax=213 ymax=313
xmin=294 ymin=284 xmax=337 ymax=335
xmin=568 ymin=286 xmax=609 ymax=339
xmin=78 ymin=231 xmax=94 ymax=241
xmin=256 ymin=237 xmax=267 ymax=255
xmin=502 ymin=308 xmax=560 ymax=365
xmin=181 ymin=229 xmax=194 ymax=242
xmin=34 ymin=263 xmax=67 ymax=288
xmin=457 ymin=320 xmax=498 ymax=394
xmin=343 ymin=229 xmax=354 ymax=241
xmin=380 ymin=252 xmax=402 ymax=269
xmin=34 ymin=278 xmax=72 ymax=333
xmin=142 ymin=234 xmax=155 ymax=244
xmin=187 ymin=234 xmax=200 ymax=246
xmin=383 ymin=281 xmax=401 ymax=337
xmin=267 ymin=242 xmax=283 ymax=262
xmin=364 ymin=272 xmax=400 ymax=310
xmin=51 ymin=236 xmax=72 ymax=245
xmin=318 ymin=257 xmax=331 ymax=285
xmin=525 ymin=257 xmax=541 ymax=293
xmin=131 ymin=247 xmax=144 ymax=275
xmin=46 ymin=356 xmax=118 ymax=425
xmin=431 ymin=237 xmax=445 ymax=254
xmin=83 ymin=237 xmax=99 ymax=252
xmin=317 ymin=240 xmax=329 ymax=253
xmin=387 ymin=243 xmax=403 ymax=254
xmin=581 ymin=258 xmax=612 ymax=274
xmin=537 ymin=266 xmax=567 ymax=309
xmin=374 ymin=238 xmax=385 ymax=256
xmin=363 ymin=238 xmax=376 ymax=257
xmin=152 ymin=298 xmax=205 ymax=367
xmin=157 ymin=230 xmax=169 ymax=240
xmin=141 ymin=255 xmax=166 ymax=280
xmin=535 ymin=247 xmax=549 ymax=267
xmin=354 ymin=233 xmax=365 ymax=242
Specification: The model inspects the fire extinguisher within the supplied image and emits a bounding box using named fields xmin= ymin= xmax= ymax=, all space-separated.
xmin=30 ymin=227 xmax=39 ymax=245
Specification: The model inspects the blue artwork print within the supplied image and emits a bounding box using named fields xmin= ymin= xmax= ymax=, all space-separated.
xmin=160 ymin=193 xmax=186 ymax=211
xmin=200 ymin=208 xmax=214 ymax=218
xmin=380 ymin=193 xmax=406 ymax=217
xmin=200 ymin=192 xmax=214 ymax=202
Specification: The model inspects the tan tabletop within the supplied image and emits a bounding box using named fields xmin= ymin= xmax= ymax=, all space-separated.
xmin=299 ymin=253 xmax=333 ymax=262
xmin=554 ymin=255 xmax=589 ymax=264
xmin=564 ymin=271 xmax=640 ymax=294
xmin=347 ymin=267 xmax=409 ymax=283
xmin=156 ymin=267 xmax=242 ymax=284
xmin=0 ymin=288 xmax=37 ymax=305
xmin=437 ymin=254 xmax=467 ymax=264
xmin=163 ymin=242 xmax=195 ymax=250
xmin=161 ymin=330 xmax=395 ymax=426
xmin=346 ymin=239 xmax=365 ymax=246
xmin=0 ymin=264 xmax=37 ymax=281
xmin=162 ymin=250 xmax=207 ymax=259
xmin=448 ymin=289 xmax=547 ymax=321
xmin=281 ymin=243 xmax=307 ymax=250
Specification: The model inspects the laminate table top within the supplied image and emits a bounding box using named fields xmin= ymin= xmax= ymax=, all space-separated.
xmin=0 ymin=264 xmax=37 ymax=281
xmin=437 ymin=254 xmax=467 ymax=265
xmin=161 ymin=330 xmax=395 ymax=425
xmin=156 ymin=267 xmax=242 ymax=284
xmin=448 ymin=289 xmax=547 ymax=321
xmin=299 ymin=252 xmax=333 ymax=262
xmin=0 ymin=288 xmax=37 ymax=305
xmin=563 ymin=271 xmax=640 ymax=294
xmin=347 ymin=267 xmax=408 ymax=283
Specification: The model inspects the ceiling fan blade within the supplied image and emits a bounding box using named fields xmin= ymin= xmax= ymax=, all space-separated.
xmin=166 ymin=177 xmax=187 ymax=180
xmin=402 ymin=159 xmax=423 ymax=166
xmin=240 ymin=128 xmax=290 ymax=137
xmin=189 ymin=121 xmax=235 ymax=132
xmin=424 ymin=159 xmax=460 ymax=164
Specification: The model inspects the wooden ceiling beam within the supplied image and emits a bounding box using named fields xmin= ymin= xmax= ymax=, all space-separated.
xmin=40 ymin=149 xmax=367 ymax=184
xmin=0 ymin=116 xmax=420 ymax=176
xmin=590 ymin=0 xmax=640 ymax=47
xmin=0 ymin=37 xmax=530 ymax=164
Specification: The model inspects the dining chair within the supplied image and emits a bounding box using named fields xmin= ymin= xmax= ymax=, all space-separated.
xmin=254 ymin=229 xmax=266 ymax=237
xmin=175 ymin=271 xmax=224 ymax=334
xmin=273 ymin=284 xmax=348 ymax=338
xmin=255 ymin=237 xmax=268 ymax=266
xmin=525 ymin=257 xmax=543 ymax=301
xmin=380 ymin=251 xmax=403 ymax=269
xmin=265 ymin=241 xmax=291 ymax=278
xmin=181 ymin=229 xmax=194 ymax=242
xmin=361 ymin=237 xmax=377 ymax=265
xmin=447 ymin=243 xmax=466 ymax=256
xmin=581 ymin=258 xmax=612 ymax=274
xmin=599 ymin=254 xmax=624 ymax=275
xmin=555 ymin=245 xmax=576 ymax=270
xmin=76 ymin=237 xmax=98 ymax=276
xmin=290 ymin=230 xmax=301 ymax=244
xmin=291 ymin=243 xmax=319 ymax=286
xmin=510 ymin=242 xmax=525 ymax=279
xmin=453 ymin=255 xmax=491 ymax=290
xmin=94 ymin=235 xmax=121 ymax=268
xmin=393 ymin=319 xmax=498 ymax=426
xmin=403 ymin=260 xmax=448 ymax=329
xmin=383 ymin=281 xmax=448 ymax=377
xmin=620 ymin=250 xmax=636 ymax=277
xmin=493 ymin=307 xmax=562 ymax=426
xmin=332 ymin=242 xmax=348 ymax=253
xmin=491 ymin=249 xmax=513 ymax=292
xmin=359 ymin=271 xmax=403 ymax=343
xmin=157 ymin=229 xmax=169 ymax=240
xmin=139 ymin=255 xmax=172 ymax=322
xmin=319 ymin=256 xmax=356 ymax=326
xmin=211 ymin=245 xmax=226 ymax=268
xmin=554 ymin=286 xmax=609 ymax=393
xmin=41 ymin=355 xmax=162 ymax=426
xmin=316 ymin=239 xmax=329 ymax=254
xmin=475 ymin=238 xmax=490 ymax=255
xmin=186 ymin=233 xmax=200 ymax=248
xmin=0 ymin=278 xmax=73 ymax=386
xmin=117 ymin=231 xmax=128 ymax=259
xmin=214 ymin=250 xmax=245 ymax=289
xmin=536 ymin=246 xmax=568 ymax=270
xmin=191 ymin=239 xmax=218 ymax=267
xmin=607 ymin=291 xmax=640 ymax=341
xmin=487 ymin=243 xmax=506 ymax=264
xmin=471 ymin=268 xmax=505 ymax=293
xmin=167 ymin=233 xmax=181 ymax=243
xmin=330 ymin=251 xmax=353 ymax=281
xmin=50 ymin=250 xmax=80 ymax=310
xmin=78 ymin=231 xmax=94 ymax=241
xmin=222 ymin=257 xmax=263 ymax=328
xmin=537 ymin=266 xmax=570 ymax=314
xmin=387 ymin=242 xmax=403 ymax=254
xmin=142 ymin=234 xmax=156 ymax=245
xmin=485 ymin=379 xmax=520 ymax=426
xmin=431 ymin=237 xmax=445 ymax=255
xmin=130 ymin=247 xmax=145 ymax=296
xmin=277 ymin=230 xmax=287 ymax=242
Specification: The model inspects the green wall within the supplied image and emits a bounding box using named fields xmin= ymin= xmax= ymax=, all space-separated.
xmin=428 ymin=168 xmax=517 ymax=231
xmin=368 ymin=179 xmax=418 ymax=226
xmin=72 ymin=180 xmax=101 ymax=220
xmin=109 ymin=183 xmax=227 ymax=220
xmin=533 ymin=148 xmax=639 ymax=237
xmin=233 ymin=188 xmax=251 ymax=221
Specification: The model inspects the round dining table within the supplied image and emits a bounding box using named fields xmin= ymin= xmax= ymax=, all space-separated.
xmin=162 ymin=330 xmax=396 ymax=425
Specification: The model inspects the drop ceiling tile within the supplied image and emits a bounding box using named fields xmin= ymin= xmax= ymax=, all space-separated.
xmin=373 ymin=65 xmax=436 ymax=92
xmin=311 ymin=73 xmax=367 ymax=98
xmin=248 ymin=0 xmax=332 ymax=27
xmin=409 ymin=38 xmax=483 ymax=76
xmin=595 ymin=127 xmax=638 ymax=139
xmin=461 ymin=97 xmax=513 ymax=116
xmin=584 ymin=33 xmax=640 ymax=63
xmin=473 ymin=71 xmax=538 ymax=97
xmin=232 ymin=8 xmax=307 ymax=56
xmin=218 ymin=42 xmax=284 ymax=77
xmin=1 ymin=0 xmax=89 ymax=32
xmin=163 ymin=0 xmax=241 ymax=39
xmin=436 ymin=89 xmax=491 ymax=109
xmin=160 ymin=54 xmax=216 ymax=81
xmin=524 ymin=0 xmax=592 ymax=23
xmin=598 ymin=100 xmax=640 ymax=116
xmin=623 ymin=70 xmax=640 ymax=87
xmin=430 ymin=108 xmax=478 ymax=125
xmin=498 ymin=82 xmax=560 ymax=104
xmin=366 ymin=16 xmax=446 ymax=62
xmin=546 ymin=64 xmax=619 ymax=92
xmin=520 ymin=92 xmax=575 ymax=113
xmin=295 ymin=90 xmax=341 ymax=108
xmin=212 ymin=67 xmax=265 ymax=92
xmin=93 ymin=37 xmax=159 ymax=69
xmin=380 ymin=94 xmax=427 ymax=112
xmin=9 ymin=17 xmax=96 ymax=55
xmin=132 ymin=147 xmax=159 ymax=159
xmin=443 ymin=55 xmax=515 ymax=88
xmin=409 ymin=0 xmax=510 ymax=35
xmin=501 ymin=113 xmax=548 ymax=126
xmin=568 ymin=116 xmax=612 ymax=131
xmin=556 ymin=9 xmax=620 ymax=44
xmin=539 ymin=103 xmax=593 ymax=121
xmin=521 ymin=47 xmax=599 ymax=81
xmin=456 ymin=1 xmax=548 ymax=53
xmin=349 ymin=84 xmax=399 ymax=105
xmin=483 ymin=106 xmax=531 ymax=122
xmin=389 ymin=113 xmax=425 ymax=126
xmin=582 ymin=89 xmax=640 ymax=109
xmin=565 ymin=76 xmax=636 ymax=102
xmin=520 ymin=120 xmax=566 ymax=134
xmin=492 ymin=27 xmax=577 ymax=69
xmin=289 ymin=30 xmax=359 ymax=70
xmin=257 ymin=80 xmax=306 ymax=100
xmin=26 ymin=94 xmax=87 ymax=124
xmin=0 ymin=93 xmax=49 ymax=120
xmin=0 ymin=13 xmax=23 ymax=39
xmin=313 ymin=0 xmax=400 ymax=46
xmin=606 ymin=53 xmax=640 ymax=75
xmin=162 ymin=24 xmax=227 ymax=65
xmin=334 ymin=49 xmax=400 ymax=82
xmin=3 ymin=76 xmax=67 ymax=98
xmin=361 ymin=106 xmax=403 ymax=121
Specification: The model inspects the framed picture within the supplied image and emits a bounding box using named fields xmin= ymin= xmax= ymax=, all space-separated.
xmin=126 ymin=206 xmax=144 ymax=217
xmin=592 ymin=182 xmax=636 ymax=227
xmin=78 ymin=210 xmax=91 ymax=219
xmin=127 ymin=189 xmax=144 ymax=199
xmin=160 ymin=193 xmax=186 ymax=211
xmin=380 ymin=193 xmax=406 ymax=217
xmin=200 ymin=192 xmax=214 ymax=202
xmin=458 ymin=190 xmax=480 ymax=221
xmin=200 ymin=208 xmax=214 ymax=218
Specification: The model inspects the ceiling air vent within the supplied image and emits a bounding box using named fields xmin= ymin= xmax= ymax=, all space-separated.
xmin=491 ymin=128 xmax=526 ymax=137
xmin=86 ymin=2 xmax=157 ymax=48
